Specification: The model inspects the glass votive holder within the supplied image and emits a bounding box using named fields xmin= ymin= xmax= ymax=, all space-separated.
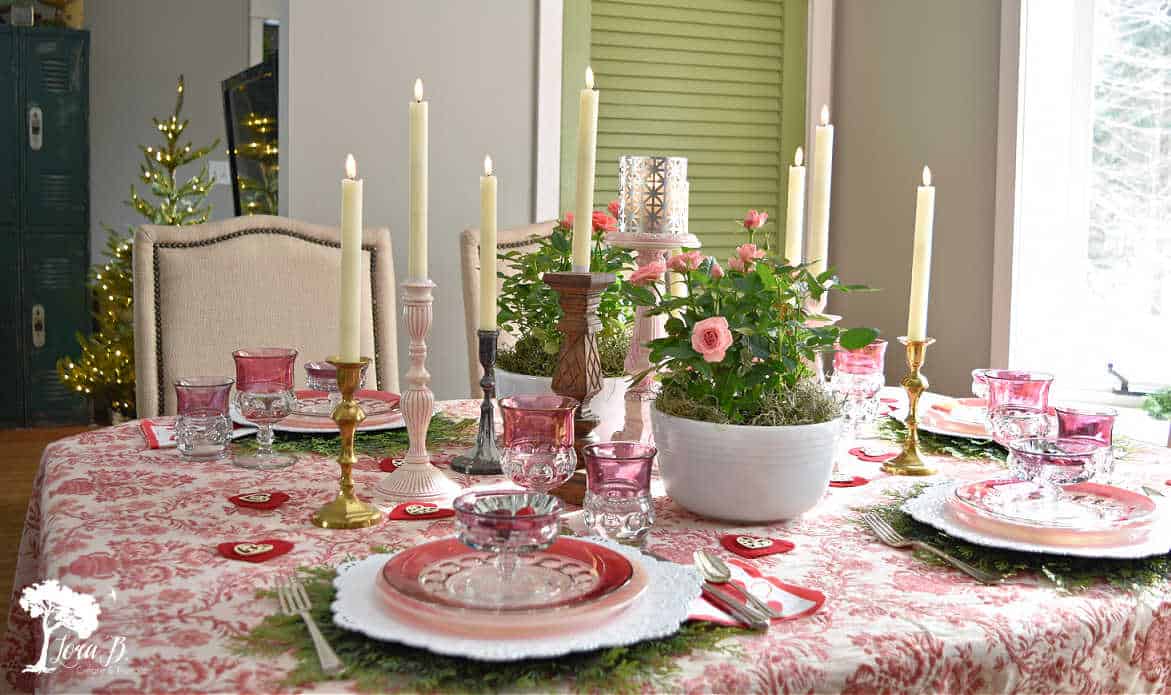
xmin=582 ymin=442 xmax=656 ymax=545
xmin=1055 ymin=405 xmax=1118 ymax=479
xmin=499 ymin=395 xmax=579 ymax=493
xmin=173 ymin=376 xmax=234 ymax=460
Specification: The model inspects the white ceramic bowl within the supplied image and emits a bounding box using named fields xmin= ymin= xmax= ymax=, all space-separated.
xmin=495 ymin=368 xmax=628 ymax=443
xmin=651 ymin=408 xmax=841 ymax=522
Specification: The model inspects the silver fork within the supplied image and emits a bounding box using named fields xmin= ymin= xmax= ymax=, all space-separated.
xmin=275 ymin=575 xmax=344 ymax=676
xmin=862 ymin=513 xmax=1003 ymax=585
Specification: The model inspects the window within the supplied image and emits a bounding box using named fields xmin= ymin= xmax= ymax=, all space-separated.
xmin=1008 ymin=0 xmax=1171 ymax=398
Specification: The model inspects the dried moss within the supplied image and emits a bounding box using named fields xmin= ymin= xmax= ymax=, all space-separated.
xmin=654 ymin=377 xmax=842 ymax=427
xmin=497 ymin=329 xmax=630 ymax=379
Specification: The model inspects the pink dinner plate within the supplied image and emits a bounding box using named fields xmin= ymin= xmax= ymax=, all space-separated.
xmin=375 ymin=538 xmax=648 ymax=639
xmin=292 ymin=389 xmax=400 ymax=418
xmin=919 ymin=404 xmax=991 ymax=440
xmin=948 ymin=479 xmax=1159 ymax=547
xmin=234 ymin=390 xmax=403 ymax=433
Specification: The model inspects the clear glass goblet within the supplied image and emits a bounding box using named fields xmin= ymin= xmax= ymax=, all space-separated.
xmin=232 ymin=347 xmax=298 ymax=469
xmin=499 ymin=395 xmax=579 ymax=493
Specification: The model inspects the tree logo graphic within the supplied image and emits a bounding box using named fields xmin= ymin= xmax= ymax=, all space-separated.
xmin=19 ymin=580 xmax=101 ymax=673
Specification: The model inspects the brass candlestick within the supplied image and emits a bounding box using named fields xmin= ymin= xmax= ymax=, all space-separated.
xmin=883 ymin=336 xmax=938 ymax=476
xmin=311 ymin=358 xmax=383 ymax=529
xmin=451 ymin=329 xmax=502 ymax=475
xmin=542 ymin=271 xmax=617 ymax=458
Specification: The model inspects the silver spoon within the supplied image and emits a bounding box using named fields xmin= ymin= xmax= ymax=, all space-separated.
xmin=693 ymin=550 xmax=782 ymax=619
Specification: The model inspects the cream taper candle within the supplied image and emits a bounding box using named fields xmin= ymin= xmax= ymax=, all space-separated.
xmin=408 ymin=78 xmax=428 ymax=279
xmin=808 ymin=105 xmax=834 ymax=276
xmin=571 ymin=66 xmax=599 ymax=271
xmin=340 ymin=154 xmax=363 ymax=362
xmin=784 ymin=146 xmax=806 ymax=264
xmin=907 ymin=166 xmax=936 ymax=341
xmin=479 ymin=155 xmax=498 ymax=330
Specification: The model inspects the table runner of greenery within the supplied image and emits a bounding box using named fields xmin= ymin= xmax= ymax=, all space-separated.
xmin=859 ymin=484 xmax=1171 ymax=592
xmin=234 ymin=558 xmax=742 ymax=693
xmin=877 ymin=417 xmax=1007 ymax=462
xmin=233 ymin=415 xmax=477 ymax=459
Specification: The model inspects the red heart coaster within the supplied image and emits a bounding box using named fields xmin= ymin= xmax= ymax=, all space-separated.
xmin=719 ymin=534 xmax=795 ymax=559
xmin=830 ymin=476 xmax=870 ymax=488
xmin=849 ymin=447 xmax=898 ymax=463
xmin=228 ymin=492 xmax=290 ymax=510
xmin=379 ymin=458 xmax=400 ymax=473
xmin=389 ymin=502 xmax=455 ymax=521
xmin=216 ymin=539 xmax=293 ymax=563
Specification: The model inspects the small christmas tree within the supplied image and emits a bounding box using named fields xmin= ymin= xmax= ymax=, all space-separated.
xmin=57 ymin=75 xmax=218 ymax=419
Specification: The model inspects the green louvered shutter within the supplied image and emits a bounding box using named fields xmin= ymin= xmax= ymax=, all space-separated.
xmin=588 ymin=0 xmax=803 ymax=261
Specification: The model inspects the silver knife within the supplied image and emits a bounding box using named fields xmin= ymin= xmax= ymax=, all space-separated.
xmin=642 ymin=548 xmax=769 ymax=630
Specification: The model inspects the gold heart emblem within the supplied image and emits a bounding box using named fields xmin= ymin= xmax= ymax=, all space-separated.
xmin=736 ymin=536 xmax=772 ymax=550
xmin=233 ymin=543 xmax=274 ymax=556
xmin=239 ymin=493 xmax=272 ymax=503
xmin=405 ymin=504 xmax=437 ymax=516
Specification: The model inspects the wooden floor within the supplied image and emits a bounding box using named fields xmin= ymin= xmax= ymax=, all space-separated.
xmin=0 ymin=426 xmax=90 ymax=624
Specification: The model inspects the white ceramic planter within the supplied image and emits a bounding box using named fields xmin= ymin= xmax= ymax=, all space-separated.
xmin=651 ymin=408 xmax=842 ymax=523
xmin=495 ymin=368 xmax=628 ymax=443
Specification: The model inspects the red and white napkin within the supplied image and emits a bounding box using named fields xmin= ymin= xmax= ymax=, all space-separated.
xmin=688 ymin=557 xmax=824 ymax=625
xmin=140 ymin=418 xmax=256 ymax=449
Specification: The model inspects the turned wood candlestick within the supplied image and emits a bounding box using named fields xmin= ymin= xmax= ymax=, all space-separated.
xmin=542 ymin=271 xmax=616 ymax=457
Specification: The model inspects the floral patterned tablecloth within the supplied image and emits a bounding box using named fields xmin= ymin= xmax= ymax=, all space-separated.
xmin=3 ymin=398 xmax=1171 ymax=694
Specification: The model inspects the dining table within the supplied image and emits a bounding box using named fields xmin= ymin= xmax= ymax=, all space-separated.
xmin=3 ymin=393 xmax=1171 ymax=694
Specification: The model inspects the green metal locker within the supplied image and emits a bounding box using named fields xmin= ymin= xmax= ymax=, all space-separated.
xmin=0 ymin=26 xmax=89 ymax=426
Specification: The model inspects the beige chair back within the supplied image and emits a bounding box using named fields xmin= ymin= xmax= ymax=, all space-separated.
xmin=133 ymin=215 xmax=398 ymax=417
xmin=459 ymin=221 xmax=556 ymax=396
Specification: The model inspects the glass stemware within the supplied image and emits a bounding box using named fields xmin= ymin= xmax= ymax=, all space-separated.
xmin=985 ymin=369 xmax=1054 ymax=446
xmin=232 ymin=347 xmax=298 ymax=469
xmin=173 ymin=376 xmax=234 ymax=460
xmin=1007 ymin=436 xmax=1105 ymax=501
xmin=499 ymin=395 xmax=579 ymax=493
xmin=582 ymin=442 xmax=656 ymax=545
xmin=1055 ymin=405 xmax=1118 ymax=480
xmin=832 ymin=339 xmax=888 ymax=437
xmin=298 ymin=360 xmax=370 ymax=416
xmin=971 ymin=368 xmax=992 ymax=399
xmin=451 ymin=490 xmax=564 ymax=608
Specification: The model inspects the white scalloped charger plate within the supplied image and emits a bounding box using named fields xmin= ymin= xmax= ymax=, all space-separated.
xmin=331 ymin=539 xmax=703 ymax=662
xmin=903 ymin=481 xmax=1171 ymax=559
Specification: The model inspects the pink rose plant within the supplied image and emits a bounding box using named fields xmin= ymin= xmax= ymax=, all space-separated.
xmin=691 ymin=316 xmax=734 ymax=363
xmin=743 ymin=209 xmax=768 ymax=230
xmin=607 ymin=199 xmax=621 ymax=218
xmin=629 ymin=260 xmax=666 ymax=286
xmin=667 ymin=250 xmax=704 ymax=273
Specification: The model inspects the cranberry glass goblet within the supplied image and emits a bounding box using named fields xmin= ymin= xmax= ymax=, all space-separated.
xmin=832 ymin=338 xmax=888 ymax=436
xmin=499 ymin=395 xmax=579 ymax=493
xmin=232 ymin=347 xmax=298 ymax=469
xmin=985 ymin=369 xmax=1054 ymax=447
xmin=1055 ymin=405 xmax=1118 ymax=479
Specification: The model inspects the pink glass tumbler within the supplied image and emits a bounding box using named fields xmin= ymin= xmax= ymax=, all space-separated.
xmin=985 ymin=369 xmax=1054 ymax=446
xmin=582 ymin=442 xmax=656 ymax=544
xmin=1055 ymin=405 xmax=1117 ymax=479
xmin=499 ymin=395 xmax=578 ymax=493
xmin=174 ymin=376 xmax=234 ymax=460
xmin=232 ymin=347 xmax=298 ymax=470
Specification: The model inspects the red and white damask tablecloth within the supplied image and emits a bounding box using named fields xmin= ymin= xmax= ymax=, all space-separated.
xmin=3 ymin=399 xmax=1171 ymax=693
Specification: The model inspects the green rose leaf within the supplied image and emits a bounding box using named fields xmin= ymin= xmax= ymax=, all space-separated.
xmin=839 ymin=327 xmax=880 ymax=350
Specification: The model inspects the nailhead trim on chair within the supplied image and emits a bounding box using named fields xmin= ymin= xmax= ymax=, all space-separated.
xmin=151 ymin=228 xmax=384 ymax=410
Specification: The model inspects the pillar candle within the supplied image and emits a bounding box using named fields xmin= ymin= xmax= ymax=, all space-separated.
xmin=408 ymin=78 xmax=428 ymax=279
xmin=339 ymin=154 xmax=363 ymax=362
xmin=808 ymin=105 xmax=834 ymax=276
xmin=479 ymin=155 xmax=498 ymax=331
xmin=571 ymin=66 xmax=599 ymax=271
xmin=907 ymin=166 xmax=935 ymax=341
xmin=784 ymin=146 xmax=806 ymax=264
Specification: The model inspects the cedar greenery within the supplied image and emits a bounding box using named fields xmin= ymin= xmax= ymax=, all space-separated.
xmin=233 ymin=415 xmax=476 ymax=458
xmin=234 ymin=560 xmax=743 ymax=693
xmin=877 ymin=417 xmax=1009 ymax=462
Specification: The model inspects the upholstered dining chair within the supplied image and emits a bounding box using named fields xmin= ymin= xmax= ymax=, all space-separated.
xmin=459 ymin=221 xmax=556 ymax=397
xmin=133 ymin=215 xmax=398 ymax=417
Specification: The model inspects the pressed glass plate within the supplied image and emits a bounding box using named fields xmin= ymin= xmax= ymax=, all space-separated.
xmin=952 ymin=478 xmax=1157 ymax=531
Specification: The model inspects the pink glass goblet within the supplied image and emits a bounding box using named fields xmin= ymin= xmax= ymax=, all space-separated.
xmin=174 ymin=376 xmax=234 ymax=460
xmin=1055 ymin=405 xmax=1118 ymax=479
xmin=582 ymin=442 xmax=656 ymax=545
xmin=452 ymin=490 xmax=564 ymax=608
xmin=499 ymin=395 xmax=579 ymax=493
xmin=985 ymin=369 xmax=1054 ymax=447
xmin=971 ymin=368 xmax=993 ymax=399
xmin=233 ymin=347 xmax=298 ymax=470
xmin=832 ymin=338 xmax=888 ymax=435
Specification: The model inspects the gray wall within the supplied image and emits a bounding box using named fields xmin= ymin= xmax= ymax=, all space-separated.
xmin=829 ymin=0 xmax=1001 ymax=395
xmin=87 ymin=0 xmax=247 ymax=263
xmin=281 ymin=0 xmax=538 ymax=401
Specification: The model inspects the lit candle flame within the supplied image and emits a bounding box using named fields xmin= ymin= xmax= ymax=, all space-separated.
xmin=483 ymin=154 xmax=493 ymax=176
xmin=819 ymin=104 xmax=830 ymax=126
xmin=585 ymin=66 xmax=595 ymax=90
xmin=794 ymin=146 xmax=804 ymax=167
xmin=413 ymin=78 xmax=423 ymax=102
xmin=922 ymin=165 xmax=932 ymax=186
xmin=345 ymin=153 xmax=357 ymax=179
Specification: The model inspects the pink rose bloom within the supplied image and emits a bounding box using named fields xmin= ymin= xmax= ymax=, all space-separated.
xmin=629 ymin=260 xmax=666 ymax=286
xmin=709 ymin=260 xmax=724 ymax=279
xmin=691 ymin=316 xmax=734 ymax=363
xmin=667 ymin=250 xmax=704 ymax=273
xmin=728 ymin=256 xmax=747 ymax=272
xmin=743 ymin=209 xmax=769 ymax=230
xmin=560 ymin=212 xmax=574 ymax=228
xmin=607 ymin=199 xmax=621 ymax=218
xmin=737 ymin=243 xmax=765 ymax=264
xmin=591 ymin=210 xmax=617 ymax=233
